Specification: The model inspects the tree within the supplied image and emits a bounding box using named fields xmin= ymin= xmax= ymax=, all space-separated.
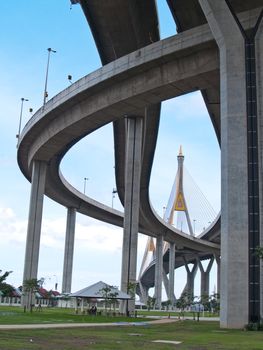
xmin=0 ymin=270 xmax=12 ymax=284
xmin=98 ymin=285 xmax=118 ymax=312
xmin=23 ymin=278 xmax=41 ymax=312
xmin=146 ymin=296 xmax=156 ymax=311
xmin=176 ymin=291 xmax=194 ymax=318
xmin=210 ymin=292 xmax=220 ymax=314
xmin=200 ymin=293 xmax=210 ymax=312
xmin=127 ymin=282 xmax=136 ymax=299
xmin=161 ymin=299 xmax=171 ymax=310
xmin=45 ymin=290 xmax=55 ymax=307
xmin=255 ymin=246 xmax=263 ymax=259
xmin=0 ymin=270 xmax=14 ymax=297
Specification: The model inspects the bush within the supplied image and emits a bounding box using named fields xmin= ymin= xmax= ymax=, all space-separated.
xmin=244 ymin=322 xmax=262 ymax=331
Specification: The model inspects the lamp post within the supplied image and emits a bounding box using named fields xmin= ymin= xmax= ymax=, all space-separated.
xmin=53 ymin=275 xmax=58 ymax=291
xmin=43 ymin=47 xmax=56 ymax=105
xmin=84 ymin=177 xmax=89 ymax=194
xmin=16 ymin=97 xmax=29 ymax=142
xmin=193 ymin=219 xmax=196 ymax=235
xmin=112 ymin=188 xmax=117 ymax=208
xmin=162 ymin=206 xmax=166 ymax=219
xmin=68 ymin=74 xmax=73 ymax=84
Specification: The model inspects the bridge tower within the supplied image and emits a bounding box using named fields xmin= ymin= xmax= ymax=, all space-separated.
xmin=138 ymin=146 xmax=195 ymax=305
xmin=165 ymin=146 xmax=194 ymax=235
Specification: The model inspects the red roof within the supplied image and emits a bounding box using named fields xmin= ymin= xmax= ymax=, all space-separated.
xmin=37 ymin=288 xmax=60 ymax=298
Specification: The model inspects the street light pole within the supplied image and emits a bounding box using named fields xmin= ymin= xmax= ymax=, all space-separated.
xmin=43 ymin=47 xmax=56 ymax=105
xmin=53 ymin=275 xmax=58 ymax=291
xmin=162 ymin=206 xmax=166 ymax=219
xmin=84 ymin=177 xmax=89 ymax=194
xmin=68 ymin=74 xmax=73 ymax=84
xmin=112 ymin=188 xmax=117 ymax=208
xmin=193 ymin=219 xmax=196 ymax=235
xmin=16 ymin=97 xmax=29 ymax=142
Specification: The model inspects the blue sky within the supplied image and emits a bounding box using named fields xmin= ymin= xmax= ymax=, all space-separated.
xmin=0 ymin=1 xmax=220 ymax=297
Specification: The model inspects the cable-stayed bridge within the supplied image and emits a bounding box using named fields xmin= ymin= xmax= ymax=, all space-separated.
xmin=164 ymin=147 xmax=217 ymax=236
xmin=138 ymin=147 xmax=219 ymax=306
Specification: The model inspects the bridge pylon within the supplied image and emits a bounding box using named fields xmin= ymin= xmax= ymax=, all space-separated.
xmin=137 ymin=146 xmax=194 ymax=305
xmin=166 ymin=146 xmax=194 ymax=236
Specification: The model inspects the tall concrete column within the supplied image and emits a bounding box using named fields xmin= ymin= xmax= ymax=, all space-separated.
xmin=154 ymin=235 xmax=163 ymax=309
xmin=168 ymin=242 xmax=176 ymax=305
xmin=199 ymin=0 xmax=261 ymax=328
xmin=197 ymin=256 xmax=214 ymax=297
xmin=62 ymin=207 xmax=76 ymax=293
xmin=256 ymin=15 xmax=263 ymax=321
xmin=162 ymin=268 xmax=169 ymax=298
xmin=182 ymin=257 xmax=198 ymax=297
xmin=138 ymin=281 xmax=149 ymax=305
xmin=215 ymin=255 xmax=221 ymax=296
xmin=120 ymin=116 xmax=143 ymax=315
xmin=22 ymin=160 xmax=47 ymax=308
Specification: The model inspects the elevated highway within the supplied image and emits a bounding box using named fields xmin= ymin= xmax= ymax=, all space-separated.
xmin=18 ymin=17 xmax=229 ymax=250
xmin=18 ymin=6 xmax=258 ymax=246
xmin=18 ymin=0 xmax=263 ymax=328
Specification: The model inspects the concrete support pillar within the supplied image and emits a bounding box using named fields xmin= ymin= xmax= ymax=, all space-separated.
xmin=256 ymin=15 xmax=263 ymax=321
xmin=197 ymin=256 xmax=214 ymax=297
xmin=162 ymin=268 xmax=169 ymax=299
xmin=74 ymin=298 xmax=78 ymax=314
xmin=22 ymin=160 xmax=47 ymax=308
xmin=154 ymin=235 xmax=163 ymax=309
xmin=62 ymin=207 xmax=76 ymax=293
xmin=138 ymin=281 xmax=149 ymax=305
xmin=182 ymin=258 xmax=198 ymax=297
xmin=120 ymin=116 xmax=143 ymax=315
xmin=80 ymin=298 xmax=84 ymax=314
xmin=168 ymin=242 xmax=176 ymax=305
xmin=215 ymin=255 xmax=221 ymax=296
xmin=199 ymin=0 xmax=250 ymax=328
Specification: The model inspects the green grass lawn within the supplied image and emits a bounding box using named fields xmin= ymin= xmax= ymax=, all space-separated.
xmin=0 ymin=320 xmax=263 ymax=349
xmin=0 ymin=306 xmax=262 ymax=349
xmin=0 ymin=306 xmax=148 ymax=325
xmin=0 ymin=306 xmax=219 ymax=325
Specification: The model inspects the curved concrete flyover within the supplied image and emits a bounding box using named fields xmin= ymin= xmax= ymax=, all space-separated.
xmin=18 ymin=7 xmax=259 ymax=253
xmin=138 ymin=214 xmax=221 ymax=292
xmin=18 ymin=20 xmax=222 ymax=254
xmin=139 ymin=251 xmax=214 ymax=291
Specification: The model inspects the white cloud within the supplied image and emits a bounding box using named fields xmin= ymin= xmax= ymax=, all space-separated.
xmin=0 ymin=206 xmax=125 ymax=254
xmin=0 ymin=207 xmax=15 ymax=220
xmin=75 ymin=222 xmax=123 ymax=252
xmin=40 ymin=217 xmax=66 ymax=248
xmin=0 ymin=207 xmax=27 ymax=244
